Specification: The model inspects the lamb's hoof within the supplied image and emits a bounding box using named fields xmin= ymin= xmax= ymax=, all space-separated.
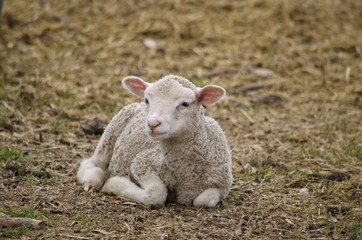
xmin=80 ymin=167 xmax=105 ymax=192
xmin=193 ymin=188 xmax=221 ymax=207
xmin=100 ymin=184 xmax=109 ymax=193
xmin=142 ymin=185 xmax=167 ymax=206
xmin=193 ymin=197 xmax=219 ymax=207
xmin=83 ymin=181 xmax=95 ymax=192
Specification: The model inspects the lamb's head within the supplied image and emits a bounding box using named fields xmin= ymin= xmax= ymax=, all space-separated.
xmin=122 ymin=75 xmax=226 ymax=141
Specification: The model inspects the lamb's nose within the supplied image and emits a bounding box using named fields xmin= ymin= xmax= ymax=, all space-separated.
xmin=148 ymin=121 xmax=161 ymax=130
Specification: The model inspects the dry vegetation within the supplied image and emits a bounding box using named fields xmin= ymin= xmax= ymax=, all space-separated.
xmin=0 ymin=0 xmax=361 ymax=239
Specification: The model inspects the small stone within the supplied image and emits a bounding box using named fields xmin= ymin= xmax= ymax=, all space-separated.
xmin=299 ymin=187 xmax=309 ymax=194
xmin=143 ymin=38 xmax=157 ymax=49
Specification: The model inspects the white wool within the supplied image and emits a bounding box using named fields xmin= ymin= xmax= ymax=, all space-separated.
xmin=78 ymin=75 xmax=232 ymax=207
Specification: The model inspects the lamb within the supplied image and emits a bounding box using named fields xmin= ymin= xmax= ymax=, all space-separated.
xmin=77 ymin=74 xmax=232 ymax=207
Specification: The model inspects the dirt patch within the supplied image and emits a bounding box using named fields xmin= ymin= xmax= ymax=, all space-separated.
xmin=0 ymin=0 xmax=361 ymax=239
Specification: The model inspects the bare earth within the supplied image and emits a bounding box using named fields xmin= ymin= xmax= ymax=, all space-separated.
xmin=0 ymin=1 xmax=361 ymax=239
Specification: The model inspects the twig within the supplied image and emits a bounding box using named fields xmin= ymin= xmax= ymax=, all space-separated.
xmin=204 ymin=68 xmax=241 ymax=78
xmin=0 ymin=217 xmax=43 ymax=228
xmin=62 ymin=235 xmax=92 ymax=240
xmin=239 ymin=85 xmax=266 ymax=93
xmin=234 ymin=214 xmax=245 ymax=236
xmin=240 ymin=109 xmax=254 ymax=123
xmin=0 ymin=133 xmax=16 ymax=139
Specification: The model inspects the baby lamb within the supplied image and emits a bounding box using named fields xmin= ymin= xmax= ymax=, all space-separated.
xmin=77 ymin=75 xmax=232 ymax=207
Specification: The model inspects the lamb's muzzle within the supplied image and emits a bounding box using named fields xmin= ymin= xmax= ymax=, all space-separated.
xmin=147 ymin=119 xmax=164 ymax=138
xmin=146 ymin=113 xmax=170 ymax=139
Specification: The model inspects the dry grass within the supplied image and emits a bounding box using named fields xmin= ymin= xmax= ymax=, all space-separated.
xmin=0 ymin=0 xmax=361 ymax=239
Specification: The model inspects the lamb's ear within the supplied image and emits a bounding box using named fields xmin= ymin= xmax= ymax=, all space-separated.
xmin=122 ymin=76 xmax=150 ymax=98
xmin=197 ymin=85 xmax=226 ymax=106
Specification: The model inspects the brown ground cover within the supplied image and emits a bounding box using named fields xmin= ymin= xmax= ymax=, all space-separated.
xmin=0 ymin=0 xmax=361 ymax=239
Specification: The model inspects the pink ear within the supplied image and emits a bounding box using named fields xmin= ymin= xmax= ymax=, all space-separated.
xmin=122 ymin=77 xmax=150 ymax=98
xmin=197 ymin=85 xmax=226 ymax=106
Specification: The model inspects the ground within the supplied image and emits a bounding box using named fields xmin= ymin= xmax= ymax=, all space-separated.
xmin=0 ymin=0 xmax=361 ymax=239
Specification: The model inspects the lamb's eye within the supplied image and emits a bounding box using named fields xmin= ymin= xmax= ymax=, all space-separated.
xmin=145 ymin=99 xmax=149 ymax=104
xmin=181 ymin=102 xmax=190 ymax=107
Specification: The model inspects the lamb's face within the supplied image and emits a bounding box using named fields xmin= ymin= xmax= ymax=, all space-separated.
xmin=122 ymin=75 xmax=226 ymax=141
xmin=144 ymin=80 xmax=198 ymax=140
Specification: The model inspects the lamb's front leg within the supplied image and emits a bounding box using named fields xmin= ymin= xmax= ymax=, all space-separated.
xmin=78 ymin=105 xmax=139 ymax=191
xmin=102 ymin=175 xmax=167 ymax=205
xmin=77 ymin=139 xmax=116 ymax=191
xmin=193 ymin=188 xmax=223 ymax=207
xmin=77 ymin=156 xmax=106 ymax=191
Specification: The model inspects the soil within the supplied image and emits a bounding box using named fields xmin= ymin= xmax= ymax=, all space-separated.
xmin=0 ymin=0 xmax=361 ymax=239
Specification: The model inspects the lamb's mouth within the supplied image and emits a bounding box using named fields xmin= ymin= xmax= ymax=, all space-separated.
xmin=148 ymin=131 xmax=168 ymax=140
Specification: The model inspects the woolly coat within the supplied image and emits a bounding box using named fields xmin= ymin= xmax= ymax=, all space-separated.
xmin=88 ymin=77 xmax=232 ymax=205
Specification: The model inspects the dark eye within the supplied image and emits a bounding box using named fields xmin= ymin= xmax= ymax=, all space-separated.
xmin=145 ymin=99 xmax=149 ymax=104
xmin=181 ymin=102 xmax=190 ymax=107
